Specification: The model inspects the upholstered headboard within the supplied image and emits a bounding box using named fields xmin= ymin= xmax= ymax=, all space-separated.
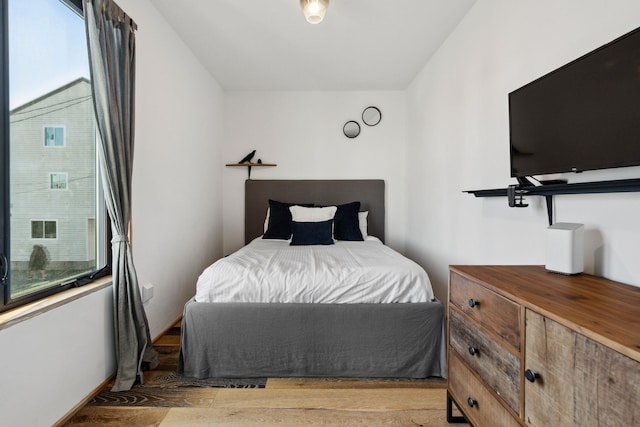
xmin=245 ymin=179 xmax=385 ymax=244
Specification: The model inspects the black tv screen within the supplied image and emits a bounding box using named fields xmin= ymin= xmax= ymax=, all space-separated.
xmin=509 ymin=26 xmax=640 ymax=178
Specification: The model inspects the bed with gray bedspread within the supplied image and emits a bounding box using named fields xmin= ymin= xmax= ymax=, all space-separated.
xmin=178 ymin=180 xmax=446 ymax=379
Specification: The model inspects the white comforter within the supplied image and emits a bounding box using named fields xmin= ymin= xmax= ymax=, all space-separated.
xmin=195 ymin=237 xmax=435 ymax=304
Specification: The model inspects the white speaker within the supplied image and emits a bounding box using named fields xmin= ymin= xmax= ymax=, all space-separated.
xmin=545 ymin=223 xmax=584 ymax=275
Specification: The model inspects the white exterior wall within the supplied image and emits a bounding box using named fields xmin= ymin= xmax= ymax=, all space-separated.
xmin=10 ymin=79 xmax=95 ymax=267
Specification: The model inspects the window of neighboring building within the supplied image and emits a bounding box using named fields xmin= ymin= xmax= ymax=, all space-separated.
xmin=44 ymin=126 xmax=65 ymax=147
xmin=49 ymin=172 xmax=68 ymax=190
xmin=0 ymin=0 xmax=110 ymax=312
xmin=31 ymin=220 xmax=57 ymax=239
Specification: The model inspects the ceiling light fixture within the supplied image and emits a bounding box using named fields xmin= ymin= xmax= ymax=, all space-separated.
xmin=300 ymin=0 xmax=329 ymax=25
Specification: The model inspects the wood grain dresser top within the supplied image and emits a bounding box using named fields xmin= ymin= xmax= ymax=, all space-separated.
xmin=450 ymin=265 xmax=640 ymax=363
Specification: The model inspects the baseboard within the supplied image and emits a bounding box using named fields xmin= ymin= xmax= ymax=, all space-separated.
xmin=52 ymin=374 xmax=114 ymax=427
xmin=54 ymin=315 xmax=183 ymax=426
xmin=153 ymin=314 xmax=182 ymax=343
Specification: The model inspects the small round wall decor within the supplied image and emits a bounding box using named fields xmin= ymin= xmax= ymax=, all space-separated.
xmin=343 ymin=120 xmax=361 ymax=138
xmin=362 ymin=106 xmax=382 ymax=126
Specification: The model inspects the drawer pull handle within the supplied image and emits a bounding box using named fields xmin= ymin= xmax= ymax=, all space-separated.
xmin=525 ymin=369 xmax=540 ymax=383
xmin=468 ymin=346 xmax=479 ymax=356
xmin=468 ymin=298 xmax=480 ymax=308
xmin=467 ymin=397 xmax=477 ymax=408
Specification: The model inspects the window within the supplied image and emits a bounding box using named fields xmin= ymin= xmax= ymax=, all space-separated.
xmin=44 ymin=126 xmax=65 ymax=147
xmin=0 ymin=0 xmax=109 ymax=312
xmin=31 ymin=220 xmax=57 ymax=239
xmin=49 ymin=172 xmax=68 ymax=189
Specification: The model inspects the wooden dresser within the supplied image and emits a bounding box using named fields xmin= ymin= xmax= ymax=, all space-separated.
xmin=447 ymin=265 xmax=640 ymax=426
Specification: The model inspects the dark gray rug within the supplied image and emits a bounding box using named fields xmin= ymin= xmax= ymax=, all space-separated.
xmin=89 ymin=336 xmax=266 ymax=407
xmin=89 ymin=372 xmax=266 ymax=407
xmin=148 ymin=371 xmax=267 ymax=389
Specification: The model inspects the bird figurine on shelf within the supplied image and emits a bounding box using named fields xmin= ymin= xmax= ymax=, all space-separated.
xmin=239 ymin=150 xmax=256 ymax=164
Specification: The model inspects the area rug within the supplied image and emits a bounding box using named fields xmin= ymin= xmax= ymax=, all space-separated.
xmin=88 ymin=332 xmax=266 ymax=408
xmin=150 ymin=371 xmax=266 ymax=389
xmin=89 ymin=371 xmax=266 ymax=407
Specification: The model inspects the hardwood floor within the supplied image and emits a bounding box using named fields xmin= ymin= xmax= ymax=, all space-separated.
xmin=64 ymin=321 xmax=468 ymax=426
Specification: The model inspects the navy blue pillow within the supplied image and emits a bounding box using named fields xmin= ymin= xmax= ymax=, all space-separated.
xmin=333 ymin=201 xmax=364 ymax=241
xmin=263 ymin=200 xmax=313 ymax=240
xmin=290 ymin=220 xmax=334 ymax=246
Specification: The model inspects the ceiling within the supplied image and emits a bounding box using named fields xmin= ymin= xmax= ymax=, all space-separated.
xmin=149 ymin=0 xmax=476 ymax=91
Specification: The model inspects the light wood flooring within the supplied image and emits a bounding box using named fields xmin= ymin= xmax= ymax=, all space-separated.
xmin=64 ymin=321 xmax=468 ymax=426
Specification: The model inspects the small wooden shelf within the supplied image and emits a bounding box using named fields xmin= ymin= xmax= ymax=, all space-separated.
xmin=226 ymin=163 xmax=276 ymax=179
xmin=225 ymin=163 xmax=277 ymax=167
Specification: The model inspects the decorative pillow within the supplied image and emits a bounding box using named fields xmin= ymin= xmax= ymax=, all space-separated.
xmin=263 ymin=200 xmax=313 ymax=240
xmin=333 ymin=202 xmax=364 ymax=241
xmin=263 ymin=208 xmax=270 ymax=233
xmin=290 ymin=220 xmax=334 ymax=246
xmin=289 ymin=205 xmax=337 ymax=222
xmin=358 ymin=211 xmax=368 ymax=238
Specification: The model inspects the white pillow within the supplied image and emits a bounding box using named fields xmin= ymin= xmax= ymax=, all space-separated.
xmin=289 ymin=205 xmax=337 ymax=222
xmin=263 ymin=208 xmax=270 ymax=233
xmin=358 ymin=211 xmax=368 ymax=237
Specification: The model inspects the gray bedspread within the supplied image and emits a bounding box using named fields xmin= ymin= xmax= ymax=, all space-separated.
xmin=178 ymin=299 xmax=447 ymax=379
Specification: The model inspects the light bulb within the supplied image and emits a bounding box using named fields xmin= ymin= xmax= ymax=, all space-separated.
xmin=301 ymin=0 xmax=329 ymax=25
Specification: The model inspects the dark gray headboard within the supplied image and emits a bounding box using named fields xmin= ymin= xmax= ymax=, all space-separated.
xmin=245 ymin=179 xmax=385 ymax=244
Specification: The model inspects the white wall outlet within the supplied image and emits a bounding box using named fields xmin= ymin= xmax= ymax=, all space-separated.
xmin=142 ymin=283 xmax=154 ymax=303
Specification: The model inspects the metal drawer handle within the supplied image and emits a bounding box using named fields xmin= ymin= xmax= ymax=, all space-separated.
xmin=468 ymin=346 xmax=480 ymax=356
xmin=467 ymin=397 xmax=477 ymax=408
xmin=468 ymin=298 xmax=480 ymax=308
xmin=525 ymin=369 xmax=540 ymax=383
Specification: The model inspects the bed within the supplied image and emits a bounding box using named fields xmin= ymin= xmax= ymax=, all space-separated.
xmin=178 ymin=179 xmax=446 ymax=379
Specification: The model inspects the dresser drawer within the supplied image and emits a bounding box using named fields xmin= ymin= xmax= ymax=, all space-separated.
xmin=449 ymin=308 xmax=521 ymax=414
xmin=450 ymin=271 xmax=521 ymax=350
xmin=449 ymin=351 xmax=521 ymax=427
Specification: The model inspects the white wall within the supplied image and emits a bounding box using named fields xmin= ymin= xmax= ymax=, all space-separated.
xmin=0 ymin=1 xmax=225 ymax=425
xmin=121 ymin=0 xmax=225 ymax=338
xmin=7 ymin=1 xmax=640 ymax=425
xmin=222 ymin=91 xmax=406 ymax=254
xmin=405 ymin=0 xmax=640 ymax=302
xmin=0 ymin=288 xmax=114 ymax=427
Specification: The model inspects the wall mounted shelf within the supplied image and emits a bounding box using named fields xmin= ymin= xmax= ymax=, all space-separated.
xmin=465 ymin=178 xmax=640 ymax=225
xmin=226 ymin=162 xmax=276 ymax=179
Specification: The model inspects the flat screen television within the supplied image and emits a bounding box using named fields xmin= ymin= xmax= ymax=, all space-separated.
xmin=509 ymin=26 xmax=640 ymax=179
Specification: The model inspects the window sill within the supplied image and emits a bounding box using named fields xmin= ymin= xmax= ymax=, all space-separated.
xmin=0 ymin=276 xmax=112 ymax=331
